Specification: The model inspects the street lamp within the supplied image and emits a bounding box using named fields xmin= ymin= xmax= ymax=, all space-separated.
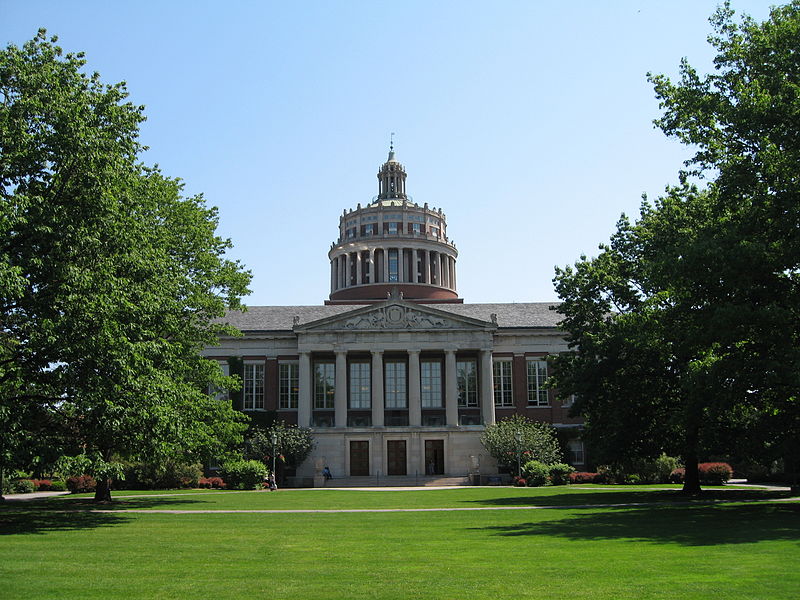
xmin=514 ymin=429 xmax=523 ymax=479
xmin=270 ymin=431 xmax=278 ymax=489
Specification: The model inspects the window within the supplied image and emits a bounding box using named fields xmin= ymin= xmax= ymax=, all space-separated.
xmin=385 ymin=361 xmax=407 ymax=408
xmin=412 ymin=223 xmax=422 ymax=235
xmin=421 ymin=360 xmax=442 ymax=408
xmin=349 ymin=362 xmax=371 ymax=409
xmin=527 ymin=359 xmax=548 ymax=406
xmin=457 ymin=359 xmax=478 ymax=407
xmin=388 ymin=222 xmax=398 ymax=234
xmin=278 ymin=362 xmax=298 ymax=409
xmin=388 ymin=249 xmax=399 ymax=282
xmin=314 ymin=362 xmax=335 ymax=409
xmin=243 ymin=363 xmax=264 ymax=410
xmin=568 ymin=439 xmax=585 ymax=465
xmin=493 ymin=359 xmax=513 ymax=407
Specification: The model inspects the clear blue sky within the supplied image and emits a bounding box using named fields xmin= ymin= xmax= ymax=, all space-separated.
xmin=2 ymin=1 xmax=776 ymax=306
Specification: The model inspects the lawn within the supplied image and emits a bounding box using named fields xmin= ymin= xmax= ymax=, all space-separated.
xmin=1 ymin=486 xmax=797 ymax=599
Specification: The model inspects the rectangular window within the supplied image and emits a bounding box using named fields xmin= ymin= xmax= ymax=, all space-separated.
xmin=243 ymin=363 xmax=264 ymax=410
xmin=278 ymin=362 xmax=299 ymax=409
xmin=385 ymin=361 xmax=407 ymax=408
xmin=388 ymin=222 xmax=398 ymax=234
xmin=527 ymin=359 xmax=549 ymax=406
xmin=412 ymin=223 xmax=421 ymax=235
xmin=388 ymin=249 xmax=399 ymax=282
xmin=457 ymin=359 xmax=478 ymax=407
xmin=349 ymin=362 xmax=371 ymax=409
xmin=314 ymin=362 xmax=335 ymax=409
xmin=421 ymin=360 xmax=442 ymax=408
xmin=569 ymin=440 xmax=585 ymax=465
xmin=493 ymin=359 xmax=513 ymax=407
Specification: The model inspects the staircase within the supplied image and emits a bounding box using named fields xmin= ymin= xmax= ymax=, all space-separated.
xmin=318 ymin=475 xmax=471 ymax=488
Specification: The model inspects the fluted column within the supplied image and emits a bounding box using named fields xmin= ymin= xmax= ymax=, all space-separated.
xmin=298 ymin=351 xmax=312 ymax=427
xmin=335 ymin=351 xmax=347 ymax=428
xmin=408 ymin=350 xmax=421 ymax=426
xmin=412 ymin=249 xmax=419 ymax=283
xmin=445 ymin=350 xmax=458 ymax=426
xmin=345 ymin=253 xmax=352 ymax=288
xmin=368 ymin=248 xmax=375 ymax=284
xmin=425 ymin=249 xmax=431 ymax=284
xmin=356 ymin=251 xmax=363 ymax=285
xmin=371 ymin=350 xmax=384 ymax=427
xmin=480 ymin=350 xmax=495 ymax=425
xmin=443 ymin=253 xmax=450 ymax=288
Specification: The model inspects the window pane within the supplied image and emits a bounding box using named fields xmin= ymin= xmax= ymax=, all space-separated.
xmin=385 ymin=361 xmax=407 ymax=408
xmin=349 ymin=362 xmax=371 ymax=409
xmin=527 ymin=360 xmax=548 ymax=406
xmin=421 ymin=360 xmax=442 ymax=408
xmin=493 ymin=360 xmax=513 ymax=407
xmin=457 ymin=359 xmax=478 ymax=407
xmin=244 ymin=363 xmax=264 ymax=410
xmin=279 ymin=362 xmax=299 ymax=409
xmin=314 ymin=362 xmax=335 ymax=409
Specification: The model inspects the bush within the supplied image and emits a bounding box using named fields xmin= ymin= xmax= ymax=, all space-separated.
xmin=569 ymin=471 xmax=600 ymax=484
xmin=49 ymin=480 xmax=67 ymax=491
xmin=512 ymin=475 xmax=527 ymax=487
xmin=548 ymin=463 xmax=575 ymax=486
xmin=625 ymin=474 xmax=642 ymax=485
xmin=66 ymin=475 xmax=97 ymax=493
xmin=12 ymin=479 xmax=35 ymax=494
xmin=221 ymin=460 xmax=267 ymax=490
xmin=669 ymin=468 xmax=685 ymax=484
xmin=198 ymin=477 xmax=226 ymax=489
xmin=699 ymin=462 xmax=733 ymax=485
xmin=123 ymin=461 xmax=203 ymax=489
xmin=522 ymin=460 xmax=551 ymax=487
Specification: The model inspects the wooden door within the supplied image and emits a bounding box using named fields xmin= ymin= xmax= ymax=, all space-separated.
xmin=387 ymin=440 xmax=407 ymax=476
xmin=349 ymin=441 xmax=370 ymax=476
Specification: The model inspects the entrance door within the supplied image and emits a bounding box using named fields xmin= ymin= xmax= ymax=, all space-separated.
xmin=387 ymin=440 xmax=407 ymax=476
xmin=350 ymin=441 xmax=370 ymax=476
xmin=424 ymin=440 xmax=445 ymax=475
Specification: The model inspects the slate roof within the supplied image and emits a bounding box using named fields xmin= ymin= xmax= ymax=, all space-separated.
xmin=220 ymin=302 xmax=562 ymax=332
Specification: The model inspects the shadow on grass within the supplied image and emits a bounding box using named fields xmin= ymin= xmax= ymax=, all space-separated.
xmin=462 ymin=488 xmax=794 ymax=508
xmin=470 ymin=502 xmax=800 ymax=546
xmin=0 ymin=494 xmax=207 ymax=536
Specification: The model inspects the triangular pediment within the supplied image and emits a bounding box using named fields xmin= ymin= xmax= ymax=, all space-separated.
xmin=295 ymin=299 xmax=495 ymax=332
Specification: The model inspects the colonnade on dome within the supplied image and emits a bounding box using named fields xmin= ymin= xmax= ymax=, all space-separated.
xmin=327 ymin=148 xmax=460 ymax=303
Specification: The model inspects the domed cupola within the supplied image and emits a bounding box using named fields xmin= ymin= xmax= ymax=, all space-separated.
xmin=326 ymin=144 xmax=461 ymax=304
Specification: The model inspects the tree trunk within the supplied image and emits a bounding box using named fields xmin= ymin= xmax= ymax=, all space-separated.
xmin=94 ymin=478 xmax=113 ymax=502
xmin=682 ymin=453 xmax=701 ymax=493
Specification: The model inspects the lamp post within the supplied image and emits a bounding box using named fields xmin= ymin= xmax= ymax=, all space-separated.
xmin=515 ymin=429 xmax=523 ymax=479
xmin=271 ymin=431 xmax=278 ymax=488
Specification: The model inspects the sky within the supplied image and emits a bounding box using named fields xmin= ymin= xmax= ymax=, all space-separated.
xmin=2 ymin=1 xmax=777 ymax=306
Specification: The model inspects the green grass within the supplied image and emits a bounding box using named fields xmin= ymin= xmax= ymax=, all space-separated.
xmin=1 ymin=486 xmax=798 ymax=599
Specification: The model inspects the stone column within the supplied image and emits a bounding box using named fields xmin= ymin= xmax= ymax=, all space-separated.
xmin=382 ymin=248 xmax=389 ymax=284
xmin=345 ymin=252 xmax=352 ymax=288
xmin=480 ymin=350 xmax=496 ymax=426
xmin=412 ymin=249 xmax=419 ymax=284
xmin=298 ymin=351 xmax=312 ymax=427
xmin=445 ymin=350 xmax=458 ymax=426
xmin=335 ymin=351 xmax=347 ymax=428
xmin=425 ymin=249 xmax=431 ymax=284
xmin=398 ymin=247 xmax=404 ymax=283
xmin=408 ymin=350 xmax=421 ymax=426
xmin=442 ymin=253 xmax=449 ymax=288
xmin=356 ymin=251 xmax=363 ymax=285
xmin=452 ymin=257 xmax=457 ymax=291
xmin=371 ymin=350 xmax=384 ymax=427
xmin=330 ymin=260 xmax=336 ymax=292
xmin=368 ymin=248 xmax=375 ymax=284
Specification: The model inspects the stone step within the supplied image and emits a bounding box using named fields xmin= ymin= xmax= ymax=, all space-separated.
xmin=318 ymin=475 xmax=471 ymax=488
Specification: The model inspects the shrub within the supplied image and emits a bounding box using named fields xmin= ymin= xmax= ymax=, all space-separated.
xmin=669 ymin=468 xmax=685 ymax=484
xmin=49 ymin=480 xmax=68 ymax=491
xmin=66 ymin=475 xmax=97 ymax=493
xmin=548 ymin=463 xmax=575 ymax=486
xmin=522 ymin=460 xmax=551 ymax=487
xmin=569 ymin=471 xmax=600 ymax=484
xmin=625 ymin=474 xmax=642 ymax=485
xmin=699 ymin=462 xmax=733 ymax=485
xmin=33 ymin=479 xmax=53 ymax=491
xmin=198 ymin=477 xmax=226 ymax=489
xmin=512 ymin=475 xmax=527 ymax=487
xmin=653 ymin=454 xmax=681 ymax=483
xmin=12 ymin=479 xmax=35 ymax=494
xmin=124 ymin=461 xmax=204 ymax=489
xmin=221 ymin=460 xmax=267 ymax=490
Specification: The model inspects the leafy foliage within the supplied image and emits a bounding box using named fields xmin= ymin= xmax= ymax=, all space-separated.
xmin=480 ymin=415 xmax=562 ymax=470
xmin=245 ymin=421 xmax=315 ymax=470
xmin=221 ymin=459 xmax=268 ymax=490
xmin=552 ymin=3 xmax=800 ymax=492
xmin=0 ymin=31 xmax=252 ymax=501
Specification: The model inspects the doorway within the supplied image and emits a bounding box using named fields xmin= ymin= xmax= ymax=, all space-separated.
xmin=386 ymin=440 xmax=407 ymax=476
xmin=349 ymin=441 xmax=369 ymax=476
xmin=424 ymin=440 xmax=445 ymax=475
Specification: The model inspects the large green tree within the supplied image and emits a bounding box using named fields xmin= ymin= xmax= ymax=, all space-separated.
xmin=552 ymin=2 xmax=800 ymax=492
xmin=0 ymin=31 xmax=252 ymax=500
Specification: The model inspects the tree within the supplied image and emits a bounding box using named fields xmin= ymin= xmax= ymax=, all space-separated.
xmin=0 ymin=31 xmax=252 ymax=501
xmin=245 ymin=422 xmax=315 ymax=483
xmin=480 ymin=415 xmax=562 ymax=473
xmin=552 ymin=2 xmax=800 ymax=492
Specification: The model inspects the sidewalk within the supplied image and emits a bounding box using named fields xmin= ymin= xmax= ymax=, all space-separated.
xmin=2 ymin=491 xmax=71 ymax=501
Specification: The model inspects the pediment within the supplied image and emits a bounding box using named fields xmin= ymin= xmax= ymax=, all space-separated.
xmin=295 ymin=300 xmax=495 ymax=332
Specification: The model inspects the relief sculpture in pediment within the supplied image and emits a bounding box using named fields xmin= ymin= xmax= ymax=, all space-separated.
xmin=342 ymin=306 xmax=453 ymax=330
